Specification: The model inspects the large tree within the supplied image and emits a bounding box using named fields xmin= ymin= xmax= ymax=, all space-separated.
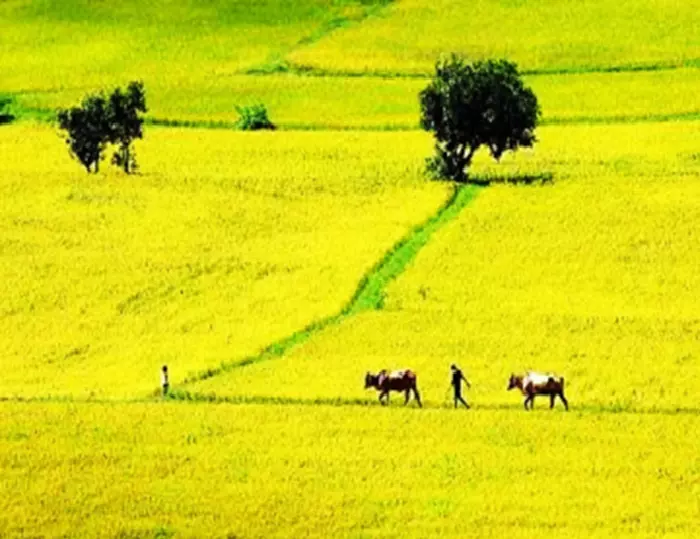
xmin=420 ymin=56 xmax=540 ymax=181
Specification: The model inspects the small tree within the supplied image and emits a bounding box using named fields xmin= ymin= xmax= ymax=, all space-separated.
xmin=57 ymin=81 xmax=147 ymax=174
xmin=235 ymin=104 xmax=275 ymax=131
xmin=57 ymin=93 xmax=110 ymax=173
xmin=420 ymin=55 xmax=540 ymax=181
xmin=107 ymin=81 xmax=147 ymax=173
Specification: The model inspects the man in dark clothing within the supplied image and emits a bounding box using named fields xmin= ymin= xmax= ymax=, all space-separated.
xmin=451 ymin=364 xmax=471 ymax=409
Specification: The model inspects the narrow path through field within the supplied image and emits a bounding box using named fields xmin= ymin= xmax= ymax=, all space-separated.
xmin=167 ymin=394 xmax=700 ymax=416
xmin=177 ymin=183 xmax=481 ymax=388
xmin=5 ymin=394 xmax=699 ymax=417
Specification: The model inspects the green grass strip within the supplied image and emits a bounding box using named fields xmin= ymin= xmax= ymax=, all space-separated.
xmin=182 ymin=184 xmax=480 ymax=385
xmin=344 ymin=184 xmax=479 ymax=315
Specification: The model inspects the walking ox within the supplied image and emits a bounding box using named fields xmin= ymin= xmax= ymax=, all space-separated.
xmin=364 ymin=369 xmax=422 ymax=407
xmin=507 ymin=371 xmax=568 ymax=410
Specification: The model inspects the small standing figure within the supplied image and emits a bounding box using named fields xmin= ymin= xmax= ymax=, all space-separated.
xmin=450 ymin=364 xmax=471 ymax=409
xmin=161 ymin=365 xmax=169 ymax=397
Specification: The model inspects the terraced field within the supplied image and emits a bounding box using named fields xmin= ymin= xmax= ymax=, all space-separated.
xmin=1 ymin=1 xmax=699 ymax=538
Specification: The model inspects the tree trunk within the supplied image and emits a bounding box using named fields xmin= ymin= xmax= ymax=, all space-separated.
xmin=464 ymin=145 xmax=477 ymax=168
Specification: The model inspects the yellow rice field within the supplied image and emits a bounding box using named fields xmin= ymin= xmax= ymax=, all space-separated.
xmin=188 ymin=121 xmax=700 ymax=412
xmin=289 ymin=0 xmax=700 ymax=74
xmin=1 ymin=402 xmax=698 ymax=538
xmin=2 ymin=1 xmax=700 ymax=537
xmin=0 ymin=125 xmax=448 ymax=398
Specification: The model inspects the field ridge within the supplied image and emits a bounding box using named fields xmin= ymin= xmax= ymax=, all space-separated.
xmin=2 ymin=392 xmax=700 ymax=417
xmin=165 ymin=391 xmax=700 ymax=415
xmin=243 ymin=58 xmax=700 ymax=79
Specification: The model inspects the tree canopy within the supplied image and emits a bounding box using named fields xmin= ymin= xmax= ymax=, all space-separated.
xmin=57 ymin=94 xmax=111 ymax=173
xmin=420 ymin=56 xmax=540 ymax=181
xmin=57 ymin=81 xmax=146 ymax=174
xmin=107 ymin=81 xmax=147 ymax=174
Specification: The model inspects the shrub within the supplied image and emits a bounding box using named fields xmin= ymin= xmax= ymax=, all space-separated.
xmin=0 ymin=96 xmax=15 ymax=125
xmin=235 ymin=104 xmax=275 ymax=131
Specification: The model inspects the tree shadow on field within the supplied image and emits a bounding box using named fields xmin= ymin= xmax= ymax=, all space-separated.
xmin=461 ymin=171 xmax=554 ymax=187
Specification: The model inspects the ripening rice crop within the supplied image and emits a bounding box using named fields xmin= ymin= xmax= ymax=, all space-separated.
xmin=0 ymin=125 xmax=448 ymax=398
xmin=1 ymin=401 xmax=698 ymax=538
xmin=0 ymin=0 xmax=389 ymax=91
xmin=6 ymin=0 xmax=700 ymax=131
xmin=288 ymin=0 xmax=700 ymax=74
xmin=188 ymin=121 xmax=700 ymax=412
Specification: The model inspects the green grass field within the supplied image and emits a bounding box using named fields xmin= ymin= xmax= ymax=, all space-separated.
xmin=1 ymin=1 xmax=699 ymax=538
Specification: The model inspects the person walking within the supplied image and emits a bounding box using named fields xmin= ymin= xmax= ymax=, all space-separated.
xmin=450 ymin=364 xmax=471 ymax=409
xmin=161 ymin=365 xmax=169 ymax=397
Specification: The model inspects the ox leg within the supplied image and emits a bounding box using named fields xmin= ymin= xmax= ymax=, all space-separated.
xmin=379 ymin=391 xmax=388 ymax=406
xmin=559 ymin=392 xmax=569 ymax=410
xmin=404 ymin=389 xmax=410 ymax=405
xmin=550 ymin=394 xmax=555 ymax=409
xmin=413 ymin=386 xmax=422 ymax=408
xmin=525 ymin=394 xmax=536 ymax=410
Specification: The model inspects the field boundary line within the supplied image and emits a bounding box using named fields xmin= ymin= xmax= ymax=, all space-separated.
xmin=242 ymin=59 xmax=700 ymax=79
xmin=3 ymin=393 xmax=699 ymax=417
xmin=163 ymin=391 xmax=700 ymax=416
xmin=179 ymin=184 xmax=481 ymax=386
xmin=147 ymin=111 xmax=700 ymax=130
xmin=0 ymin=389 xmax=700 ymax=417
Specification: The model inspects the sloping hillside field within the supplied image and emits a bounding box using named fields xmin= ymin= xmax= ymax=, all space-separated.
xmin=0 ymin=126 xmax=448 ymax=398
xmin=185 ymin=121 xmax=700 ymax=411
xmin=1 ymin=0 xmax=699 ymax=537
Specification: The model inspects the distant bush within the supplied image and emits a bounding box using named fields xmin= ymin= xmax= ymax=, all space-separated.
xmin=235 ymin=104 xmax=275 ymax=131
xmin=57 ymin=81 xmax=147 ymax=174
xmin=0 ymin=96 xmax=16 ymax=125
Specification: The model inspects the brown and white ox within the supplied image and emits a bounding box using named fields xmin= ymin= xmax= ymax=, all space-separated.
xmin=507 ymin=372 xmax=569 ymax=410
xmin=364 ymin=369 xmax=422 ymax=407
